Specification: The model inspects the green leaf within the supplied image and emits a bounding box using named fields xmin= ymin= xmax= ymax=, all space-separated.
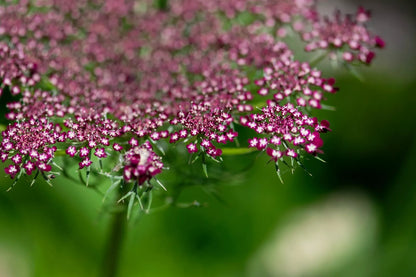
xmin=310 ymin=52 xmax=328 ymax=67
xmin=86 ymin=166 xmax=91 ymax=186
xmin=52 ymin=161 xmax=63 ymax=171
xmin=320 ymin=104 xmax=336 ymax=111
xmin=127 ymin=192 xmax=135 ymax=220
xmin=78 ymin=170 xmax=87 ymax=186
xmin=202 ymin=162 xmax=208 ymax=178
xmin=191 ymin=153 xmax=201 ymax=163
xmin=135 ymin=193 xmax=144 ymax=210
xmin=145 ymin=190 xmax=153 ymax=214
xmin=41 ymin=171 xmax=54 ymax=187
xmin=150 ymin=139 xmax=165 ymax=155
xmin=153 ymin=177 xmax=167 ymax=191
xmin=275 ymin=162 xmax=284 ymax=184
xmin=281 ymin=159 xmax=292 ymax=173
xmin=314 ymin=155 xmax=327 ymax=163
xmin=207 ymin=155 xmax=221 ymax=163
xmin=30 ymin=170 xmax=40 ymax=187
xmin=118 ymin=191 xmax=134 ymax=203
xmin=201 ymin=153 xmax=208 ymax=178
xmin=282 ymin=140 xmax=289 ymax=150
xmin=344 ymin=63 xmax=365 ymax=82
xmin=7 ymin=170 xmax=22 ymax=191
xmin=103 ymin=179 xmax=121 ymax=202
xmin=0 ymin=124 xmax=6 ymax=132
xmin=221 ymin=147 xmax=257 ymax=155
xmin=296 ymin=160 xmax=313 ymax=176
xmin=290 ymin=157 xmax=295 ymax=173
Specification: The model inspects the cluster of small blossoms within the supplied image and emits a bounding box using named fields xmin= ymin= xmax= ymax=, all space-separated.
xmin=226 ymin=32 xmax=295 ymax=68
xmin=254 ymin=59 xmax=338 ymax=109
xmin=171 ymin=103 xmax=238 ymax=157
xmin=0 ymin=0 xmax=383 ymax=185
xmin=301 ymin=7 xmax=385 ymax=64
xmin=62 ymin=113 xmax=124 ymax=169
xmin=5 ymin=88 xmax=66 ymax=120
xmin=242 ymin=103 xmax=330 ymax=162
xmin=123 ymin=142 xmax=163 ymax=185
xmin=1 ymin=118 xmax=60 ymax=178
xmin=165 ymin=66 xmax=249 ymax=157
xmin=0 ymin=42 xmax=40 ymax=98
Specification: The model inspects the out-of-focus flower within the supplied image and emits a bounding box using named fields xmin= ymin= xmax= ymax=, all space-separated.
xmin=302 ymin=7 xmax=385 ymax=64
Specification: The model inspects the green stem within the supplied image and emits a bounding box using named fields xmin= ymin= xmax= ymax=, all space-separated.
xmin=100 ymin=185 xmax=129 ymax=277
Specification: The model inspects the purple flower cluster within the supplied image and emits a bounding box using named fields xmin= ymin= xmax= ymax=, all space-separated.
xmin=241 ymin=103 xmax=329 ymax=161
xmin=0 ymin=42 xmax=40 ymax=99
xmin=301 ymin=7 xmax=385 ymax=64
xmin=254 ymin=57 xmax=337 ymax=109
xmin=123 ymin=142 xmax=163 ymax=185
xmin=2 ymin=118 xmax=59 ymax=178
xmin=0 ymin=0 xmax=383 ymax=185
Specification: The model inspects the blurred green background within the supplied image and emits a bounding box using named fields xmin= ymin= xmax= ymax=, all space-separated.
xmin=1 ymin=1 xmax=416 ymax=277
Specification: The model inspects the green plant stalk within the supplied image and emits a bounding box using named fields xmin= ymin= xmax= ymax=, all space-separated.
xmin=100 ymin=184 xmax=129 ymax=277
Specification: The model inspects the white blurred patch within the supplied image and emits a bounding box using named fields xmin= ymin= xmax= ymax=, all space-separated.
xmin=0 ymin=245 xmax=30 ymax=277
xmin=248 ymin=192 xmax=377 ymax=277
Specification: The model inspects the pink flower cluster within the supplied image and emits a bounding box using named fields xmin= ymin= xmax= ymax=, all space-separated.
xmin=0 ymin=42 xmax=40 ymax=99
xmin=0 ymin=0 xmax=383 ymax=184
xmin=123 ymin=142 xmax=163 ymax=185
xmin=242 ymin=103 xmax=329 ymax=161
xmin=1 ymin=118 xmax=58 ymax=178
xmin=301 ymin=7 xmax=385 ymax=64
xmin=254 ymin=58 xmax=337 ymax=109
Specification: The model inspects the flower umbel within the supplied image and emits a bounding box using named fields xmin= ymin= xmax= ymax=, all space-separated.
xmin=0 ymin=3 xmax=385 ymax=277
xmin=123 ymin=142 xmax=163 ymax=185
xmin=0 ymin=0 xmax=383 ymax=194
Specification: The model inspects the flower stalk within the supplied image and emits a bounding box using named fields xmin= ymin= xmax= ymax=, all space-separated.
xmin=101 ymin=182 xmax=129 ymax=277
